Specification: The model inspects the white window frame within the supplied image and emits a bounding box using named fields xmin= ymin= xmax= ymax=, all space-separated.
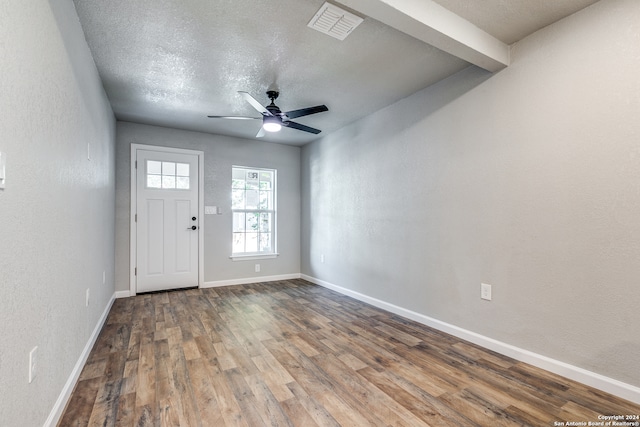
xmin=230 ymin=166 xmax=278 ymax=260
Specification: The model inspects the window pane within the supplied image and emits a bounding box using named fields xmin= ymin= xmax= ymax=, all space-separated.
xmin=259 ymin=180 xmax=272 ymax=190
xmin=147 ymin=175 xmax=161 ymax=188
xmin=162 ymin=161 xmax=175 ymax=175
xmin=259 ymin=213 xmax=271 ymax=232
xmin=259 ymin=171 xmax=272 ymax=190
xmin=176 ymin=163 xmax=189 ymax=177
xmin=246 ymin=213 xmax=259 ymax=232
xmin=176 ymin=177 xmax=190 ymax=189
xmin=259 ymin=233 xmax=271 ymax=252
xmin=232 ymin=189 xmax=245 ymax=209
xmin=245 ymin=233 xmax=258 ymax=252
xmin=259 ymin=191 xmax=271 ymax=210
xmin=245 ymin=171 xmax=259 ymax=189
xmin=162 ymin=175 xmax=176 ymax=189
xmin=147 ymin=160 xmax=162 ymax=175
xmin=233 ymin=213 xmax=245 ymax=232
xmin=245 ymin=189 xmax=259 ymax=209
xmin=261 ymin=171 xmax=272 ymax=180
xmin=232 ymin=233 xmax=245 ymax=253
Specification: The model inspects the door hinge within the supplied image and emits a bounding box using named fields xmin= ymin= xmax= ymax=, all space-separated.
xmin=135 ymin=213 xmax=137 ymax=222
xmin=135 ymin=160 xmax=137 ymax=169
xmin=134 ymin=267 xmax=137 ymax=276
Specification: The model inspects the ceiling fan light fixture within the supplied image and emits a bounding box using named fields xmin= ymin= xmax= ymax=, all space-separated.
xmin=262 ymin=117 xmax=282 ymax=132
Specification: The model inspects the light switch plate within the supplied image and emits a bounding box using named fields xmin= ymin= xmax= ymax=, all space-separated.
xmin=0 ymin=151 xmax=6 ymax=189
xmin=205 ymin=206 xmax=219 ymax=215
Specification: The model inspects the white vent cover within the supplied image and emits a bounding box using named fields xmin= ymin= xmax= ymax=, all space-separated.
xmin=307 ymin=2 xmax=364 ymax=41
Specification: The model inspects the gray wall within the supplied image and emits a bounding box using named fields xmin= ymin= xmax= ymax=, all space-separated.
xmin=0 ymin=0 xmax=116 ymax=425
xmin=115 ymin=122 xmax=300 ymax=292
xmin=302 ymin=0 xmax=640 ymax=388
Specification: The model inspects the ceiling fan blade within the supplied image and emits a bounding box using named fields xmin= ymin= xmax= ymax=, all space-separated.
xmin=284 ymin=105 xmax=328 ymax=119
xmin=255 ymin=126 xmax=266 ymax=138
xmin=283 ymin=121 xmax=322 ymax=134
xmin=207 ymin=115 xmax=261 ymax=120
xmin=239 ymin=91 xmax=270 ymax=116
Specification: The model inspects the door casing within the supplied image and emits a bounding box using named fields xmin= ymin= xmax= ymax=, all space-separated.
xmin=129 ymin=143 xmax=204 ymax=296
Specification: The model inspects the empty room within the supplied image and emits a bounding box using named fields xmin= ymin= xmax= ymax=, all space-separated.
xmin=1 ymin=0 xmax=640 ymax=426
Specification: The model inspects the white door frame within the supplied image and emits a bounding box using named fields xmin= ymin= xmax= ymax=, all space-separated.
xmin=130 ymin=143 xmax=204 ymax=296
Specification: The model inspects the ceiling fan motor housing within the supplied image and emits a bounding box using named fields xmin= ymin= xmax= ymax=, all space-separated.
xmin=266 ymin=90 xmax=279 ymax=101
xmin=265 ymin=91 xmax=283 ymax=116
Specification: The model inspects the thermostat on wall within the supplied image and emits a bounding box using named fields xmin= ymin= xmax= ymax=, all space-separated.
xmin=0 ymin=151 xmax=6 ymax=189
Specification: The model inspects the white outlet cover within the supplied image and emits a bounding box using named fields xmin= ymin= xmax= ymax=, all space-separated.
xmin=481 ymin=283 xmax=492 ymax=301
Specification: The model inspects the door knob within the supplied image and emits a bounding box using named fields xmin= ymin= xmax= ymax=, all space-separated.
xmin=187 ymin=225 xmax=197 ymax=230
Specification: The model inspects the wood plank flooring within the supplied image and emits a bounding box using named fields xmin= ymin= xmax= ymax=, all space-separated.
xmin=58 ymin=279 xmax=640 ymax=426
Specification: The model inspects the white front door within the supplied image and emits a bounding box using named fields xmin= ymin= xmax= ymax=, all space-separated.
xmin=135 ymin=148 xmax=200 ymax=293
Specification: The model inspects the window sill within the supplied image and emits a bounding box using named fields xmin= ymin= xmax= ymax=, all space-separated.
xmin=230 ymin=253 xmax=279 ymax=261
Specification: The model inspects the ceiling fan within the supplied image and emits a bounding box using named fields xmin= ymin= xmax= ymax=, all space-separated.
xmin=208 ymin=91 xmax=328 ymax=138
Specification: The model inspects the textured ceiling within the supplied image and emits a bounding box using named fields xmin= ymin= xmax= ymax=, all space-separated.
xmin=72 ymin=0 xmax=600 ymax=146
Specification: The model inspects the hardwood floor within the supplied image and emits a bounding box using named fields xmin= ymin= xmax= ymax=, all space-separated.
xmin=59 ymin=279 xmax=640 ymax=426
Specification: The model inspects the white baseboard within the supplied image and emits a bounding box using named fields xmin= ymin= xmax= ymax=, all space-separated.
xmin=44 ymin=293 xmax=116 ymax=427
xmin=117 ymin=274 xmax=302 ymax=297
xmin=202 ymin=273 xmax=301 ymax=289
xmin=115 ymin=290 xmax=131 ymax=299
xmin=301 ymin=274 xmax=640 ymax=405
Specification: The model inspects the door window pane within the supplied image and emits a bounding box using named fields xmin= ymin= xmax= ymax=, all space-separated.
xmin=147 ymin=160 xmax=162 ymax=174
xmin=176 ymin=163 xmax=189 ymax=177
xmin=147 ymin=175 xmax=161 ymax=188
xmin=162 ymin=175 xmax=176 ymax=189
xmin=176 ymin=177 xmax=189 ymax=189
xmin=162 ymin=162 xmax=175 ymax=175
xmin=146 ymin=160 xmax=190 ymax=190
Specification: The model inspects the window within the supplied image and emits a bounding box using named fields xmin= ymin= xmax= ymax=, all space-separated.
xmin=231 ymin=166 xmax=276 ymax=257
xmin=146 ymin=160 xmax=190 ymax=189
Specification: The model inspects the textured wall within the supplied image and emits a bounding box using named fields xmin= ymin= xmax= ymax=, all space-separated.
xmin=115 ymin=122 xmax=300 ymax=293
xmin=302 ymin=0 xmax=640 ymax=387
xmin=0 ymin=0 xmax=116 ymax=425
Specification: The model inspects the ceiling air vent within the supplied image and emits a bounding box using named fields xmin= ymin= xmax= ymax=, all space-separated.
xmin=307 ymin=2 xmax=364 ymax=41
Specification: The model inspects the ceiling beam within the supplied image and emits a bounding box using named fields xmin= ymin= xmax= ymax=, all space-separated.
xmin=337 ymin=0 xmax=510 ymax=72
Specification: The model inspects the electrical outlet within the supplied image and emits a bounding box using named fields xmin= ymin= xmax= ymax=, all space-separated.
xmin=481 ymin=283 xmax=492 ymax=301
xmin=29 ymin=346 xmax=38 ymax=383
xmin=86 ymin=288 xmax=90 ymax=306
xmin=255 ymin=264 xmax=260 ymax=273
